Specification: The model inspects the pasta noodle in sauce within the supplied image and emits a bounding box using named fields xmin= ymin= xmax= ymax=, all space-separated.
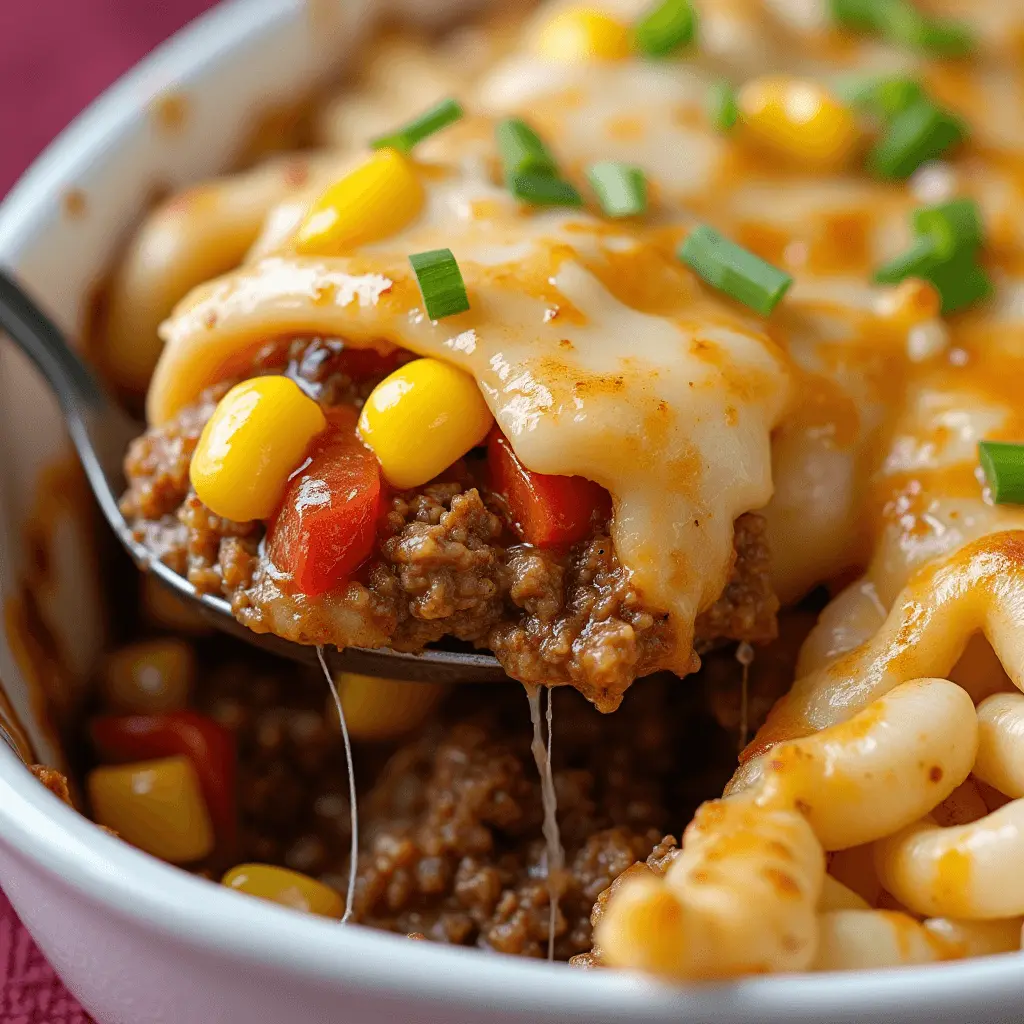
xmin=99 ymin=0 xmax=1024 ymax=984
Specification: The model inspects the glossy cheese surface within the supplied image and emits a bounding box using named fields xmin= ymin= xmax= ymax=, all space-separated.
xmin=151 ymin=175 xmax=791 ymax=657
xmin=143 ymin=0 xmax=1024 ymax=663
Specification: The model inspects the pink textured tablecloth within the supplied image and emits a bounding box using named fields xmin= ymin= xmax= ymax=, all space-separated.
xmin=0 ymin=891 xmax=93 ymax=1024
xmin=0 ymin=0 xmax=216 ymax=198
xmin=1 ymin=6 xmax=218 ymax=1020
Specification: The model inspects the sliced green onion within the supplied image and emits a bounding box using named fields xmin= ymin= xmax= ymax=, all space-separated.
xmin=912 ymin=197 xmax=983 ymax=260
xmin=678 ymin=225 xmax=792 ymax=316
xmin=877 ymin=248 xmax=992 ymax=313
xmin=409 ymin=248 xmax=470 ymax=320
xmin=873 ymin=236 xmax=940 ymax=285
xmin=883 ymin=4 xmax=975 ymax=55
xmin=828 ymin=0 xmax=889 ymax=31
xmin=979 ymin=441 xmax=1024 ymax=504
xmin=587 ymin=161 xmax=647 ymax=217
xmin=507 ymin=172 xmax=584 ymax=208
xmin=874 ymin=198 xmax=991 ymax=314
xmin=370 ymin=98 xmax=464 ymax=153
xmin=914 ymin=19 xmax=974 ymax=57
xmin=835 ymin=74 xmax=924 ymax=120
xmin=633 ymin=0 xmax=698 ymax=57
xmin=495 ymin=119 xmax=582 ymax=208
xmin=707 ymin=80 xmax=739 ymax=133
xmin=868 ymin=100 xmax=966 ymax=180
xmin=495 ymin=119 xmax=557 ymax=178
xmin=869 ymin=76 xmax=926 ymax=119
xmin=925 ymin=253 xmax=993 ymax=314
xmin=829 ymin=0 xmax=974 ymax=55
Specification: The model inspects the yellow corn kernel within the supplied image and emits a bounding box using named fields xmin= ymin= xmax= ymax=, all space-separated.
xmin=100 ymin=638 xmax=195 ymax=715
xmin=295 ymin=148 xmax=425 ymax=254
xmin=357 ymin=358 xmax=493 ymax=490
xmin=222 ymin=863 xmax=345 ymax=919
xmin=329 ymin=674 xmax=447 ymax=742
xmin=190 ymin=376 xmax=326 ymax=522
xmin=738 ymin=76 xmax=859 ymax=170
xmin=88 ymin=756 xmax=214 ymax=864
xmin=535 ymin=8 xmax=632 ymax=61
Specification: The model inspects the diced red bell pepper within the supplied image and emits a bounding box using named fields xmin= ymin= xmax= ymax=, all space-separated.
xmin=90 ymin=710 xmax=237 ymax=854
xmin=266 ymin=406 xmax=382 ymax=597
xmin=488 ymin=428 xmax=611 ymax=548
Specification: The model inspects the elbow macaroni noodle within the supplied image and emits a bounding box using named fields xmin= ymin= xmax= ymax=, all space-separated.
xmin=874 ymin=804 xmax=1024 ymax=920
xmin=600 ymin=531 xmax=1024 ymax=976
xmin=105 ymin=154 xmax=343 ymax=391
xmin=595 ymin=677 xmax=1019 ymax=977
xmin=598 ymin=530 xmax=1024 ymax=975
xmin=812 ymin=911 xmax=945 ymax=972
xmin=973 ymin=693 xmax=1024 ymax=798
xmin=811 ymin=912 xmax=1021 ymax=971
xmin=597 ymin=799 xmax=825 ymax=978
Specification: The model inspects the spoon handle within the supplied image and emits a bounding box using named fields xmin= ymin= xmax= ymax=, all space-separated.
xmin=0 ymin=268 xmax=507 ymax=685
xmin=0 ymin=267 xmax=140 ymax=555
xmin=0 ymin=268 xmax=107 ymax=414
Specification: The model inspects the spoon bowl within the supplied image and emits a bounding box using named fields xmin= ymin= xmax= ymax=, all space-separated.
xmin=0 ymin=268 xmax=507 ymax=684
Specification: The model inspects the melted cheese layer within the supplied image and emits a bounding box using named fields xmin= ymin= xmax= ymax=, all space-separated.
xmin=142 ymin=0 xmax=1024 ymax=679
xmin=151 ymin=174 xmax=793 ymax=659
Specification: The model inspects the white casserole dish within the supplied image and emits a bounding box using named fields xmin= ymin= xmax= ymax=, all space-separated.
xmin=0 ymin=1 xmax=1023 ymax=1020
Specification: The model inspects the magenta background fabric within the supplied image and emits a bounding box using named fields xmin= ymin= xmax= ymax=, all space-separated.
xmin=0 ymin=890 xmax=93 ymax=1024
xmin=0 ymin=0 xmax=217 ymax=198
xmin=1 ymin=5 xmax=219 ymax=1019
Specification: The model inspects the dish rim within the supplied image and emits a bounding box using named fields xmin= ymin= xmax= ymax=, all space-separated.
xmin=0 ymin=0 xmax=1022 ymax=1017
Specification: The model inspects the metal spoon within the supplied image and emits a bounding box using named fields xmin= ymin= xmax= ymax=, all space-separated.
xmin=0 ymin=269 xmax=506 ymax=683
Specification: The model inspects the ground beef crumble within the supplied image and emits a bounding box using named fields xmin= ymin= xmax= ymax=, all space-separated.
xmin=195 ymin=660 xmax=738 ymax=959
xmin=30 ymin=764 xmax=73 ymax=805
xmin=57 ymin=639 xmax=778 ymax=959
xmin=54 ymin=576 xmax=797 ymax=961
xmin=488 ymin=536 xmax=677 ymax=710
xmin=30 ymin=764 xmax=120 ymax=838
xmin=120 ymin=337 xmax=778 ymax=709
xmin=568 ymin=835 xmax=682 ymax=970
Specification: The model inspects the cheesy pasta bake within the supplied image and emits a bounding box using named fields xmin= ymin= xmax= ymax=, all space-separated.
xmin=63 ymin=0 xmax=1024 ymax=982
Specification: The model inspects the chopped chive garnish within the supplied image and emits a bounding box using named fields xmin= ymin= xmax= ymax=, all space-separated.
xmin=835 ymin=74 xmax=924 ymax=120
xmin=868 ymin=77 xmax=924 ymax=118
xmin=872 ymin=237 xmax=937 ymax=286
xmin=633 ymin=0 xmax=698 ymax=57
xmin=708 ymin=80 xmax=739 ymax=133
xmin=913 ymin=18 xmax=974 ymax=57
xmin=925 ymin=253 xmax=993 ymax=314
xmin=912 ymin=197 xmax=983 ymax=260
xmin=883 ymin=5 xmax=975 ymax=56
xmin=409 ymin=248 xmax=470 ymax=320
xmin=370 ymin=98 xmax=464 ymax=153
xmin=829 ymin=0 xmax=974 ymax=55
xmin=868 ymin=100 xmax=966 ymax=180
xmin=873 ymin=236 xmax=940 ymax=285
xmin=495 ymin=119 xmax=557 ymax=178
xmin=828 ymin=0 xmax=887 ymax=31
xmin=979 ymin=441 xmax=1024 ymax=504
xmin=495 ymin=119 xmax=582 ymax=208
xmin=678 ymin=225 xmax=793 ymax=316
xmin=874 ymin=199 xmax=990 ymax=313
xmin=587 ymin=161 xmax=647 ymax=217
xmin=507 ymin=172 xmax=584 ymax=207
